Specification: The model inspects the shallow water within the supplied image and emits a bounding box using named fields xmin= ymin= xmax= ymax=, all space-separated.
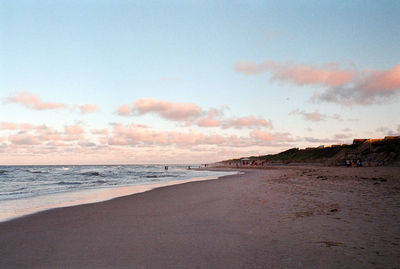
xmin=0 ymin=165 xmax=235 ymax=222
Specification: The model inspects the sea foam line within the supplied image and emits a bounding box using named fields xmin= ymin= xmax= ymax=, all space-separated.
xmin=0 ymin=172 xmax=236 ymax=222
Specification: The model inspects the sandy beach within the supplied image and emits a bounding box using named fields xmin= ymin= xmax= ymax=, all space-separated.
xmin=1 ymin=166 xmax=399 ymax=269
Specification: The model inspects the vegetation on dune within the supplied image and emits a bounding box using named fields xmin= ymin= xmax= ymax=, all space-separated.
xmin=221 ymin=138 xmax=400 ymax=166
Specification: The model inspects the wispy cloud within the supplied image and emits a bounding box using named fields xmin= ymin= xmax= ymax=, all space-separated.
xmin=235 ymin=60 xmax=355 ymax=87
xmin=334 ymin=133 xmax=352 ymax=139
xmin=222 ymin=116 xmax=273 ymax=129
xmin=0 ymin=122 xmax=45 ymax=131
xmin=77 ymin=104 xmax=100 ymax=114
xmin=91 ymin=129 xmax=109 ymax=135
xmin=7 ymin=92 xmax=67 ymax=110
xmin=117 ymin=98 xmax=273 ymax=130
xmin=8 ymin=133 xmax=42 ymax=145
xmin=235 ymin=60 xmax=400 ymax=105
xmin=197 ymin=118 xmax=221 ymax=127
xmin=64 ymin=125 xmax=84 ymax=135
xmin=304 ymin=137 xmax=337 ymax=143
xmin=107 ymin=123 xmax=291 ymax=147
xmin=312 ymin=64 xmax=400 ymax=105
xmin=250 ymin=130 xmax=292 ymax=142
xmin=117 ymin=98 xmax=202 ymax=121
xmin=289 ymin=109 xmax=342 ymax=122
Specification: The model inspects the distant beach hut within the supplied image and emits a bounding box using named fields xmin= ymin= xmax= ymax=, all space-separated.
xmin=240 ymin=158 xmax=251 ymax=166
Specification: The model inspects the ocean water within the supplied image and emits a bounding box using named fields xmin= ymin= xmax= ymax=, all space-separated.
xmin=0 ymin=165 xmax=235 ymax=222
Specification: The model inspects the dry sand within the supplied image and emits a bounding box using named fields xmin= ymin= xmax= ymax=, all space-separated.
xmin=0 ymin=166 xmax=399 ymax=268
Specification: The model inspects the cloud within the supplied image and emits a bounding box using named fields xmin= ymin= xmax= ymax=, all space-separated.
xmin=106 ymin=123 xmax=291 ymax=148
xmin=375 ymin=125 xmax=400 ymax=136
xmin=235 ymin=60 xmax=400 ymax=105
xmin=304 ymin=137 xmax=337 ymax=143
xmin=312 ymin=64 xmax=400 ymax=105
xmin=250 ymin=130 xmax=275 ymax=141
xmin=8 ymin=92 xmax=67 ymax=110
xmin=289 ymin=109 xmax=342 ymax=122
xmin=334 ymin=133 xmax=352 ymax=139
xmin=376 ymin=127 xmax=389 ymax=133
xmin=64 ymin=125 xmax=85 ymax=135
xmin=116 ymin=99 xmax=273 ymax=130
xmin=223 ymin=116 xmax=273 ymax=129
xmin=78 ymin=104 xmax=100 ymax=114
xmin=0 ymin=122 xmax=45 ymax=130
xmin=78 ymin=141 xmax=97 ymax=147
xmin=197 ymin=118 xmax=221 ymax=127
xmin=194 ymin=107 xmax=225 ymax=128
xmin=33 ymin=125 xmax=84 ymax=142
xmin=250 ymin=130 xmax=292 ymax=142
xmin=91 ymin=128 xmax=109 ymax=135
xmin=8 ymin=133 xmax=42 ymax=145
xmin=117 ymin=98 xmax=202 ymax=121
xmin=235 ymin=60 xmax=355 ymax=87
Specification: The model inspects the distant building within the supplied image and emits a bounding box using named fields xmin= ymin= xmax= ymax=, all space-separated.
xmin=240 ymin=158 xmax=250 ymax=166
xmin=353 ymin=138 xmax=368 ymax=144
xmin=384 ymin=136 xmax=400 ymax=140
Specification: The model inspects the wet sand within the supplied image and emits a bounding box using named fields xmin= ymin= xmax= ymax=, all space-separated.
xmin=1 ymin=166 xmax=399 ymax=268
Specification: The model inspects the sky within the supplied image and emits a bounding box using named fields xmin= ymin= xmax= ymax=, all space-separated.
xmin=0 ymin=0 xmax=399 ymax=165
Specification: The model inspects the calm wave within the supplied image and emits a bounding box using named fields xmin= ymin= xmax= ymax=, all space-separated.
xmin=0 ymin=165 xmax=231 ymax=201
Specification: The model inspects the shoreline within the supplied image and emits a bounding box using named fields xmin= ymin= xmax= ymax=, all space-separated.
xmin=0 ymin=171 xmax=237 ymax=223
xmin=1 ymin=166 xmax=399 ymax=268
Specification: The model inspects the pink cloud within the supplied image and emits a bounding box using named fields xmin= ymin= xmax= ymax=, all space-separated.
xmin=78 ymin=104 xmax=100 ymax=114
xmin=0 ymin=122 xmax=42 ymax=130
xmin=117 ymin=104 xmax=132 ymax=116
xmin=46 ymin=141 xmax=68 ymax=147
xmin=313 ymin=64 xmax=400 ymax=105
xmin=8 ymin=92 xmax=67 ymax=110
xmin=362 ymin=65 xmax=400 ymax=93
xmin=236 ymin=60 xmax=400 ymax=105
xmin=64 ymin=125 xmax=85 ymax=135
xmin=36 ymin=127 xmax=62 ymax=141
xmin=195 ymin=107 xmax=227 ymax=128
xmin=289 ymin=109 xmax=342 ymax=122
xmin=107 ymin=123 xmax=231 ymax=147
xmin=106 ymin=122 xmax=293 ymax=148
xmin=117 ymin=98 xmax=202 ymax=121
xmin=334 ymin=133 xmax=352 ymax=139
xmin=250 ymin=130 xmax=275 ymax=141
xmin=223 ymin=115 xmax=273 ymax=129
xmin=109 ymin=123 xmax=168 ymax=145
xmin=235 ymin=61 xmax=355 ymax=87
xmin=251 ymin=130 xmax=294 ymax=144
xmin=91 ymin=129 xmax=109 ymax=135
xmin=8 ymin=134 xmax=42 ymax=145
xmin=197 ymin=118 xmax=221 ymax=127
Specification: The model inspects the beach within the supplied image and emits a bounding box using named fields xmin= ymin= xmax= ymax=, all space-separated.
xmin=1 ymin=166 xmax=399 ymax=268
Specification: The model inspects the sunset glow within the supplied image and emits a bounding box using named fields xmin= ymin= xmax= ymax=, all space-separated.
xmin=1 ymin=1 xmax=399 ymax=165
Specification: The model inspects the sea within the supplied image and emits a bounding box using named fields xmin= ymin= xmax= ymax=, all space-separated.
xmin=0 ymin=165 xmax=235 ymax=222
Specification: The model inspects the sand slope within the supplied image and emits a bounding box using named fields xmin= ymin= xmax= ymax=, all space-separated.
xmin=0 ymin=167 xmax=399 ymax=268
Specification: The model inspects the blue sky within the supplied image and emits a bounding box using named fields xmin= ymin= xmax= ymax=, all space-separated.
xmin=0 ymin=0 xmax=399 ymax=164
